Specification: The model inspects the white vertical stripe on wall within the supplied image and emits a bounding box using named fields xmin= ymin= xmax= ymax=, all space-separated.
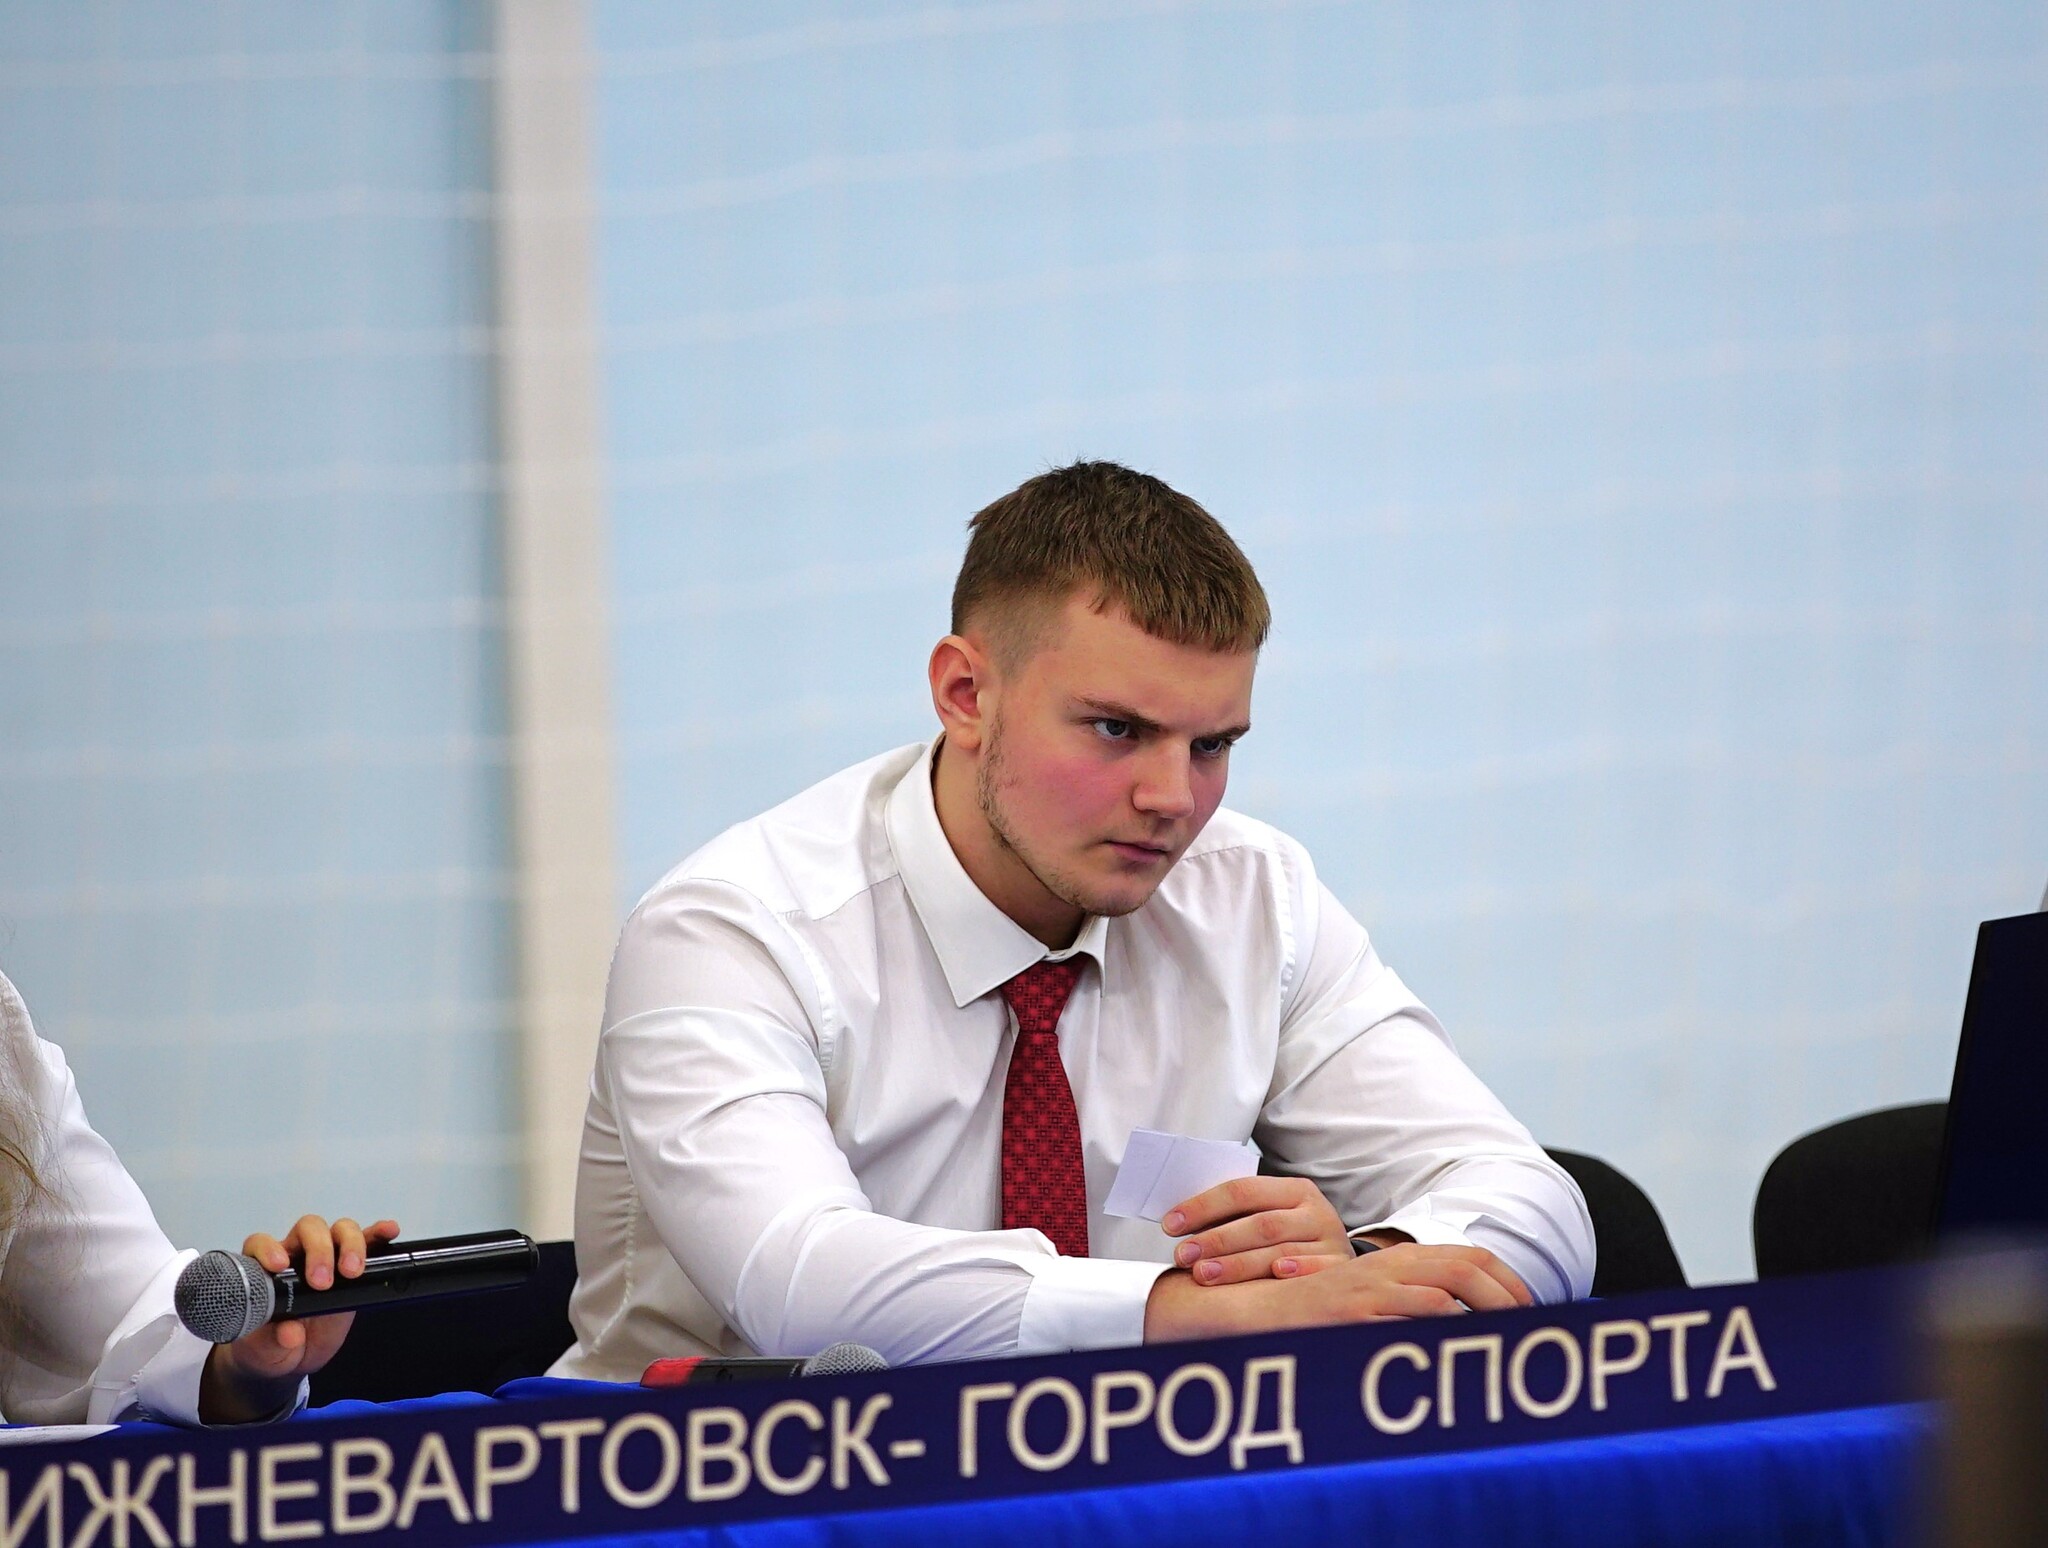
xmin=490 ymin=0 xmax=620 ymax=1240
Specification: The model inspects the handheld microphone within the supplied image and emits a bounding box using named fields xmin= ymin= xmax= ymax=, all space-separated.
xmin=641 ymin=1343 xmax=888 ymax=1386
xmin=174 ymin=1229 xmax=539 ymax=1344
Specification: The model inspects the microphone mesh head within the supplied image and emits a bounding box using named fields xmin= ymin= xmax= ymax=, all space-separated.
xmin=174 ymin=1250 xmax=274 ymax=1344
xmin=799 ymin=1342 xmax=889 ymax=1377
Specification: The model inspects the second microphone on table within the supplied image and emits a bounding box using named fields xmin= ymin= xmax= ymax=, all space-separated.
xmin=641 ymin=1345 xmax=889 ymax=1385
xmin=174 ymin=1229 xmax=540 ymax=1344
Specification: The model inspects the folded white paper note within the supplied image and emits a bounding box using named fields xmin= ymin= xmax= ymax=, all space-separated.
xmin=1104 ymin=1128 xmax=1261 ymax=1222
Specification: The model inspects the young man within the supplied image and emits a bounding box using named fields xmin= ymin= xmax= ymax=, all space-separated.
xmin=556 ymin=463 xmax=1592 ymax=1378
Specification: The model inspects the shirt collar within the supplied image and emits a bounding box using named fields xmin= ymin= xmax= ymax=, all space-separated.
xmin=885 ymin=738 xmax=1110 ymax=1009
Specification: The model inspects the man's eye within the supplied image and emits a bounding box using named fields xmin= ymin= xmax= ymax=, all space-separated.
xmin=1091 ymin=719 xmax=1134 ymax=741
xmin=1193 ymin=737 xmax=1232 ymax=759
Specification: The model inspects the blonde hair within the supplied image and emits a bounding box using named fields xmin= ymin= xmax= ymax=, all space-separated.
xmin=950 ymin=462 xmax=1270 ymax=666
xmin=0 ymin=974 xmax=54 ymax=1388
xmin=0 ymin=975 xmax=49 ymax=1256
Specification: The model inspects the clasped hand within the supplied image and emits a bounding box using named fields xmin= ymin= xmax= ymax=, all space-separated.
xmin=1163 ymin=1175 xmax=1356 ymax=1284
xmin=1145 ymin=1177 xmax=1531 ymax=1340
xmin=197 ymin=1214 xmax=400 ymax=1423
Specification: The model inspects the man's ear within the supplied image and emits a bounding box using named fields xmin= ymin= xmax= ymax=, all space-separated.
xmin=929 ymin=634 xmax=994 ymax=753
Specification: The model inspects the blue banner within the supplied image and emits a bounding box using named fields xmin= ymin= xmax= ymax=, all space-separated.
xmin=0 ymin=1267 xmax=1924 ymax=1547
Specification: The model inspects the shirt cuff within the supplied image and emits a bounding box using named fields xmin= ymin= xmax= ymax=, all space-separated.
xmin=1351 ymin=1203 xmax=1579 ymax=1304
xmin=995 ymin=1253 xmax=1171 ymax=1355
xmin=88 ymin=1310 xmax=211 ymax=1426
xmin=1351 ymin=1201 xmax=1482 ymax=1251
xmin=91 ymin=1313 xmax=310 ymax=1427
xmin=86 ymin=1249 xmax=212 ymax=1426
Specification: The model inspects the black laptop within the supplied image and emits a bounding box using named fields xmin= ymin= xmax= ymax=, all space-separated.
xmin=1933 ymin=909 xmax=2048 ymax=1238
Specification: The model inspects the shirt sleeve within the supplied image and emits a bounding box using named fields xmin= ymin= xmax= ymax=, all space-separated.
xmin=1252 ymin=848 xmax=1596 ymax=1304
xmin=0 ymin=1035 xmax=305 ymax=1426
xmin=599 ymin=881 xmax=1166 ymax=1365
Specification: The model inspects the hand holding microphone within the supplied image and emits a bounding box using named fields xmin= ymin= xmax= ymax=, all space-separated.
xmin=179 ymin=1226 xmax=540 ymax=1340
xmin=191 ymin=1214 xmax=401 ymax=1425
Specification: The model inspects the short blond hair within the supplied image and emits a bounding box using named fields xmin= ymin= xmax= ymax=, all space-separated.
xmin=950 ymin=462 xmax=1269 ymax=664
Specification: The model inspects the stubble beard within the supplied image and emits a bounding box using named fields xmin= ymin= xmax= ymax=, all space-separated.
xmin=975 ymin=711 xmax=1148 ymax=921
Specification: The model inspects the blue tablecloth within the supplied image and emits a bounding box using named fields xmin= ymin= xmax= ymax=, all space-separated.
xmin=8 ymin=1272 xmax=1932 ymax=1548
xmin=296 ymin=1378 xmax=1921 ymax=1547
xmin=2 ymin=1393 xmax=1924 ymax=1546
xmin=559 ymin=1404 xmax=1922 ymax=1548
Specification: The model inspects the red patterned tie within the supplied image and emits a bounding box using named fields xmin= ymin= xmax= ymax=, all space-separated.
xmin=998 ymin=959 xmax=1090 ymax=1257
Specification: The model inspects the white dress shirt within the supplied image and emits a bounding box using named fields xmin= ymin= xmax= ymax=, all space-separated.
xmin=0 ymin=971 xmax=220 ymax=1426
xmin=555 ymin=741 xmax=1592 ymax=1380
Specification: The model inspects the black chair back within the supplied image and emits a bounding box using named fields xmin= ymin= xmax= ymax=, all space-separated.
xmin=1752 ymin=1101 xmax=1948 ymax=1279
xmin=308 ymin=1238 xmax=579 ymax=1405
xmin=1544 ymin=1148 xmax=1688 ymax=1297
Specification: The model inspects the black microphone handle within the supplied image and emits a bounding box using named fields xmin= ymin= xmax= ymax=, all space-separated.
xmin=689 ymin=1359 xmax=812 ymax=1383
xmin=268 ymin=1230 xmax=538 ymax=1320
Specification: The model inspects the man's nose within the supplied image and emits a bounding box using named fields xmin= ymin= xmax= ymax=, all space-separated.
xmin=1132 ymin=746 xmax=1197 ymax=819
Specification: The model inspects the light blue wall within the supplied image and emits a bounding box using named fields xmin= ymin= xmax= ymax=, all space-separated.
xmin=2 ymin=1 xmax=2040 ymax=1285
xmin=593 ymin=0 xmax=2048 ymax=1282
xmin=0 ymin=5 xmax=517 ymax=1248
